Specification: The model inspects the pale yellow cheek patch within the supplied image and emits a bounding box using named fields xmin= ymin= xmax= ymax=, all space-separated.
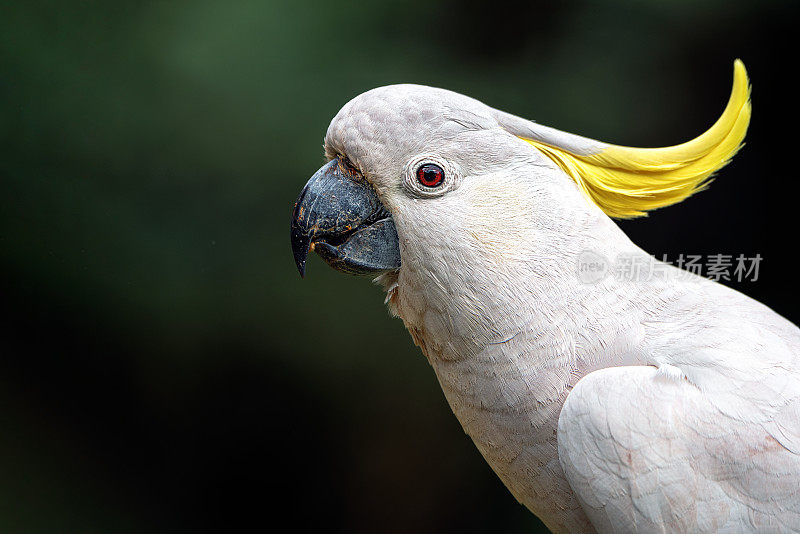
xmin=462 ymin=180 xmax=538 ymax=262
xmin=520 ymin=60 xmax=751 ymax=219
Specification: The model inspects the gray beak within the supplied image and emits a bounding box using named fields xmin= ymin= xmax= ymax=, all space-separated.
xmin=290 ymin=158 xmax=401 ymax=277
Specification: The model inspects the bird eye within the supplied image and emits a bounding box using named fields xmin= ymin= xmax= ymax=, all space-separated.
xmin=416 ymin=164 xmax=445 ymax=188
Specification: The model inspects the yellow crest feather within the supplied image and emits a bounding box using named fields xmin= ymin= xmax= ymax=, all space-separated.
xmin=520 ymin=60 xmax=752 ymax=218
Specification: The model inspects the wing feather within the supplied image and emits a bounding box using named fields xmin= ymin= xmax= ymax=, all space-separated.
xmin=558 ymin=365 xmax=800 ymax=533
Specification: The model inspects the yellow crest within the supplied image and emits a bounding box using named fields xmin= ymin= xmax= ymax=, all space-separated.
xmin=515 ymin=60 xmax=751 ymax=218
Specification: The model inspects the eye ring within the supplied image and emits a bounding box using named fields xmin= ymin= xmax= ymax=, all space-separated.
xmin=416 ymin=163 xmax=445 ymax=188
xmin=403 ymin=154 xmax=460 ymax=198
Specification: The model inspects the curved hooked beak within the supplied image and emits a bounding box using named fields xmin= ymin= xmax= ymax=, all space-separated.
xmin=290 ymin=158 xmax=401 ymax=277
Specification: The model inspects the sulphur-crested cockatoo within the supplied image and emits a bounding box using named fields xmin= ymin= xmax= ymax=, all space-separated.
xmin=290 ymin=61 xmax=800 ymax=533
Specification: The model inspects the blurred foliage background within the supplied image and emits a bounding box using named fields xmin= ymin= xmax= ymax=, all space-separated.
xmin=1 ymin=0 xmax=798 ymax=532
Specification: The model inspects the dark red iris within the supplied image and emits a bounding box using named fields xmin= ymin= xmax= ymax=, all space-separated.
xmin=417 ymin=164 xmax=445 ymax=187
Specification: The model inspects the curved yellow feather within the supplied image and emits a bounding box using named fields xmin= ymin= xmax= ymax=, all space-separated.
xmin=521 ymin=60 xmax=752 ymax=218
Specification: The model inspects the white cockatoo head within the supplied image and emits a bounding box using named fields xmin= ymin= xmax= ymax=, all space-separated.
xmin=290 ymin=61 xmax=750 ymax=352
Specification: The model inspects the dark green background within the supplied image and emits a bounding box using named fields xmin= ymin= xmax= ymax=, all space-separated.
xmin=1 ymin=1 xmax=797 ymax=532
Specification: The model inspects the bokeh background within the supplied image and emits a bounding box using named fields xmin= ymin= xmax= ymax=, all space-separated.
xmin=2 ymin=1 xmax=798 ymax=532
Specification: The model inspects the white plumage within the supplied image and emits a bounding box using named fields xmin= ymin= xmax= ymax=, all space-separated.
xmin=302 ymin=62 xmax=800 ymax=533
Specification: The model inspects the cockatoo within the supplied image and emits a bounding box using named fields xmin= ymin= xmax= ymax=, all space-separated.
xmin=290 ymin=61 xmax=800 ymax=533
